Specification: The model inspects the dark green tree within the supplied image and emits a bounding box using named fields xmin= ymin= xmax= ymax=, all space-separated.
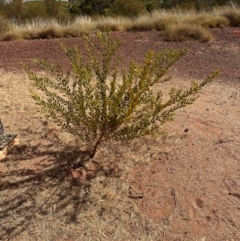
xmin=160 ymin=0 xmax=239 ymax=9
xmin=77 ymin=0 xmax=113 ymax=15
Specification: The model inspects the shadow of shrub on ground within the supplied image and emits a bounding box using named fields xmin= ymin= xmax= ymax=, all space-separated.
xmin=0 ymin=140 xmax=162 ymax=240
xmin=0 ymin=144 xmax=97 ymax=239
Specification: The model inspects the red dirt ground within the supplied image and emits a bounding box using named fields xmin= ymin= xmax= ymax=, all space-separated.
xmin=0 ymin=27 xmax=240 ymax=240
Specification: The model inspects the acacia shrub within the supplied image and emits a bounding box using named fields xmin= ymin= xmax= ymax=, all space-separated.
xmin=25 ymin=30 xmax=219 ymax=161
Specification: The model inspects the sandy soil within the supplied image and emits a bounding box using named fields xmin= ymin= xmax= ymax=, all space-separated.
xmin=0 ymin=28 xmax=240 ymax=240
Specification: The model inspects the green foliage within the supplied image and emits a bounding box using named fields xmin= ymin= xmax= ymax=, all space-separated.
xmin=25 ymin=30 xmax=219 ymax=159
xmin=67 ymin=0 xmax=162 ymax=16
xmin=1 ymin=0 xmax=239 ymax=19
xmin=0 ymin=0 xmax=5 ymax=15
xmin=76 ymin=0 xmax=113 ymax=16
xmin=23 ymin=1 xmax=47 ymax=20
xmin=113 ymin=0 xmax=146 ymax=16
xmin=145 ymin=0 xmax=162 ymax=12
xmin=160 ymin=0 xmax=239 ymax=9
xmin=0 ymin=0 xmax=71 ymax=22
xmin=3 ymin=0 xmax=24 ymax=23
xmin=44 ymin=0 xmax=61 ymax=17
xmin=174 ymin=1 xmax=197 ymax=10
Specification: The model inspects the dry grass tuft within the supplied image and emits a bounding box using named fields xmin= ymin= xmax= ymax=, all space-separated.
xmin=164 ymin=23 xmax=214 ymax=42
xmin=1 ymin=31 xmax=22 ymax=41
xmin=0 ymin=16 xmax=12 ymax=34
xmin=127 ymin=14 xmax=158 ymax=31
xmin=151 ymin=11 xmax=178 ymax=31
xmin=37 ymin=26 xmax=63 ymax=39
xmin=1 ymin=6 xmax=240 ymax=41
xmin=127 ymin=10 xmax=180 ymax=31
xmin=63 ymin=16 xmax=97 ymax=36
xmin=217 ymin=5 xmax=240 ymax=27
xmin=96 ymin=16 xmax=130 ymax=31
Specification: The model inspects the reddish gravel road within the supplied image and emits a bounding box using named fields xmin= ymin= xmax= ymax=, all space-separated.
xmin=0 ymin=28 xmax=240 ymax=82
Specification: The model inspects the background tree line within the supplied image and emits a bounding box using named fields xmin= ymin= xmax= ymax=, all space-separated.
xmin=0 ymin=0 xmax=239 ymax=22
xmin=68 ymin=0 xmax=240 ymax=16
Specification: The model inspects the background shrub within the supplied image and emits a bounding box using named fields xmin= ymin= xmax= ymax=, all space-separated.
xmin=164 ymin=23 xmax=214 ymax=42
xmin=113 ymin=0 xmax=146 ymax=17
